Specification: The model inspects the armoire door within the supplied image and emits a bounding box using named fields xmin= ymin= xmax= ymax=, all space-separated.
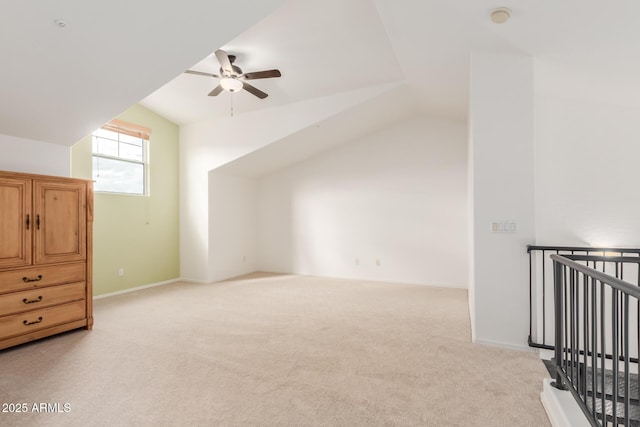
xmin=0 ymin=176 xmax=32 ymax=269
xmin=33 ymin=180 xmax=87 ymax=265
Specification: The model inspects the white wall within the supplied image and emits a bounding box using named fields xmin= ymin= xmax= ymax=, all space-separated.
xmin=209 ymin=171 xmax=258 ymax=282
xmin=180 ymin=83 xmax=403 ymax=282
xmin=535 ymin=94 xmax=640 ymax=247
xmin=179 ymin=137 xmax=212 ymax=282
xmin=257 ymin=116 xmax=468 ymax=288
xmin=469 ymin=53 xmax=535 ymax=349
xmin=0 ymin=133 xmax=70 ymax=177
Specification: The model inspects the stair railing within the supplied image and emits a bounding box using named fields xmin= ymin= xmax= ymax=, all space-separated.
xmin=527 ymin=245 xmax=640 ymax=350
xmin=551 ymin=254 xmax=640 ymax=426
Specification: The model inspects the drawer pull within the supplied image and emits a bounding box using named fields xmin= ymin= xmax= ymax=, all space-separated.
xmin=22 ymin=296 xmax=43 ymax=304
xmin=23 ymin=317 xmax=43 ymax=326
xmin=22 ymin=275 xmax=43 ymax=283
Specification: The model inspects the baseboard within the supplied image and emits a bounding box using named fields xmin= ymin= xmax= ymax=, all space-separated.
xmin=540 ymin=378 xmax=590 ymax=427
xmin=293 ymin=272 xmax=468 ymax=290
xmin=177 ymin=277 xmax=211 ymax=284
xmin=93 ymin=278 xmax=180 ymax=300
xmin=472 ymin=337 xmax=534 ymax=353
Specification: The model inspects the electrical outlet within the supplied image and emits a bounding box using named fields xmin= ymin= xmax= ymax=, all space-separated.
xmin=355 ymin=258 xmax=359 ymax=265
xmin=118 ymin=268 xmax=124 ymax=277
xmin=376 ymin=259 xmax=381 ymax=267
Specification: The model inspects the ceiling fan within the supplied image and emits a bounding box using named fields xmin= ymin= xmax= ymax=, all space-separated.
xmin=184 ymin=49 xmax=281 ymax=99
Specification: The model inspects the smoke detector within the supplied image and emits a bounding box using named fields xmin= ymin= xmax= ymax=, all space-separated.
xmin=491 ymin=7 xmax=511 ymax=24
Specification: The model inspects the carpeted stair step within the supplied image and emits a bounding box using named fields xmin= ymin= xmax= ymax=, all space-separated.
xmin=583 ymin=365 xmax=640 ymax=407
xmin=585 ymin=398 xmax=640 ymax=426
xmin=543 ymin=358 xmax=640 ymax=425
xmin=584 ymin=366 xmax=640 ymax=425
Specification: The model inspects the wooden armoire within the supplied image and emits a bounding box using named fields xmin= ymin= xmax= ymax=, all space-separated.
xmin=0 ymin=170 xmax=93 ymax=350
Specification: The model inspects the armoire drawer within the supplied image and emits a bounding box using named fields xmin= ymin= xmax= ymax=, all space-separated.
xmin=0 ymin=263 xmax=85 ymax=294
xmin=0 ymin=300 xmax=86 ymax=341
xmin=0 ymin=282 xmax=85 ymax=316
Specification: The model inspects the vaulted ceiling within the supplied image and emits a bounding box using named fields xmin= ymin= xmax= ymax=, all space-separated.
xmin=2 ymin=0 xmax=640 ymax=146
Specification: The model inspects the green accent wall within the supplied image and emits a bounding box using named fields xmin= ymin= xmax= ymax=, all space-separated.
xmin=72 ymin=104 xmax=179 ymax=295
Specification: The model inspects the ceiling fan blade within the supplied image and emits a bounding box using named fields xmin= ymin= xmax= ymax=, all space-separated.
xmin=215 ymin=49 xmax=234 ymax=74
xmin=242 ymin=82 xmax=268 ymax=99
xmin=185 ymin=70 xmax=220 ymax=78
xmin=208 ymin=85 xmax=224 ymax=96
xmin=243 ymin=69 xmax=282 ymax=80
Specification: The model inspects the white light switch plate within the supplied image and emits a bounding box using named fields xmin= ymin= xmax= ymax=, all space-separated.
xmin=490 ymin=221 xmax=516 ymax=233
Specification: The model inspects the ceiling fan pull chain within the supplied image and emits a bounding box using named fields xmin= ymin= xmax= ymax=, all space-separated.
xmin=230 ymin=92 xmax=234 ymax=117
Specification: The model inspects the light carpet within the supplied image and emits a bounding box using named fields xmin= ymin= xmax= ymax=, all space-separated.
xmin=0 ymin=273 xmax=550 ymax=426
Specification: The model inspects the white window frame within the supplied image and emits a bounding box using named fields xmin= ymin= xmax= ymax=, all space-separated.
xmin=92 ymin=119 xmax=151 ymax=196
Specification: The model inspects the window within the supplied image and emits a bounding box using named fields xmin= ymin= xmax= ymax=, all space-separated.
xmin=92 ymin=119 xmax=150 ymax=195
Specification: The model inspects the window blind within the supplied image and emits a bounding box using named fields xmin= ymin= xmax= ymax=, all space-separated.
xmin=100 ymin=119 xmax=151 ymax=140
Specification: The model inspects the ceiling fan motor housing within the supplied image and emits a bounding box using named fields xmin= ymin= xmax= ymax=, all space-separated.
xmin=221 ymin=64 xmax=243 ymax=77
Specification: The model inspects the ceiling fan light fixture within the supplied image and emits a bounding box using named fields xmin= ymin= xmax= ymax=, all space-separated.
xmin=220 ymin=77 xmax=243 ymax=92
